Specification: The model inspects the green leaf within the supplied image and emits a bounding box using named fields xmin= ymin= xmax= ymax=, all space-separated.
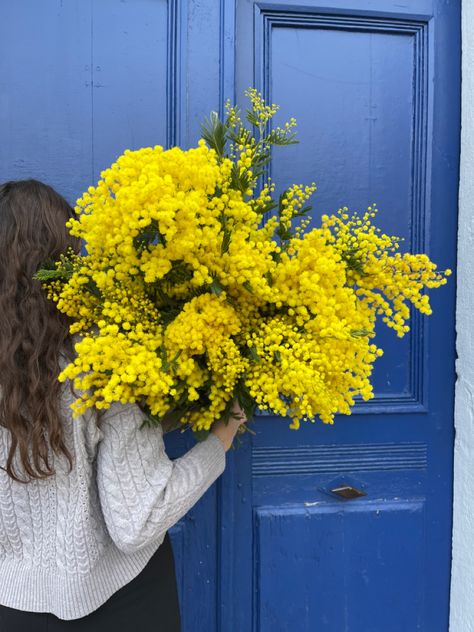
xmin=264 ymin=128 xmax=299 ymax=146
xmin=162 ymin=260 xmax=194 ymax=285
xmin=160 ymin=307 xmax=182 ymax=326
xmin=342 ymin=247 xmax=367 ymax=277
xmin=34 ymin=256 xmax=74 ymax=284
xmin=350 ymin=328 xmax=372 ymax=338
xmin=221 ymin=227 xmax=231 ymax=254
xmin=209 ymin=275 xmax=225 ymax=296
xmin=159 ymin=306 xmax=182 ymax=327
xmin=293 ymin=205 xmax=313 ymax=218
xmin=256 ymin=199 xmax=278 ymax=216
xmin=160 ymin=347 xmax=170 ymax=371
xmin=230 ymin=162 xmax=252 ymax=194
xmin=34 ymin=267 xmax=72 ymax=283
xmin=133 ymin=219 xmax=166 ymax=251
xmin=193 ymin=429 xmax=211 ymax=442
xmin=227 ymin=129 xmax=243 ymax=144
xmin=248 ymin=346 xmax=260 ymax=362
xmin=276 ymin=225 xmax=294 ymax=243
xmin=194 ymin=353 xmax=208 ymax=370
xmin=245 ymin=109 xmax=260 ymax=127
xmin=200 ymin=111 xmax=228 ymax=158
xmin=218 ymin=396 xmax=237 ymax=425
xmin=83 ymin=278 xmax=100 ymax=299
xmin=242 ymin=280 xmax=253 ymax=293
xmin=170 ymin=349 xmax=182 ymax=374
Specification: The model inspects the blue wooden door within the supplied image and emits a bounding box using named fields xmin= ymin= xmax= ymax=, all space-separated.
xmin=228 ymin=1 xmax=460 ymax=631
xmin=0 ymin=1 xmax=460 ymax=631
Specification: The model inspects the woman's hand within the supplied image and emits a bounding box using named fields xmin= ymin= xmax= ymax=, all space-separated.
xmin=211 ymin=399 xmax=249 ymax=451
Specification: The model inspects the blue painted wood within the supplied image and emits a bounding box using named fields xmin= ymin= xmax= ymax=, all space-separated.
xmin=91 ymin=0 xmax=170 ymax=178
xmin=252 ymin=442 xmax=428 ymax=475
xmin=260 ymin=12 xmax=427 ymax=412
xmin=0 ymin=1 xmax=460 ymax=630
xmin=0 ymin=1 xmax=93 ymax=201
xmin=255 ymin=501 xmax=425 ymax=631
xmin=231 ymin=1 xmax=460 ymax=630
xmin=0 ymin=2 xmax=224 ymax=630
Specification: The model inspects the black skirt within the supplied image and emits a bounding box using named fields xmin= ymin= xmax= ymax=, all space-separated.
xmin=0 ymin=532 xmax=181 ymax=632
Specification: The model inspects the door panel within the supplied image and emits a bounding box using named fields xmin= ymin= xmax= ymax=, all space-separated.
xmin=270 ymin=21 xmax=417 ymax=405
xmin=255 ymin=500 xmax=425 ymax=631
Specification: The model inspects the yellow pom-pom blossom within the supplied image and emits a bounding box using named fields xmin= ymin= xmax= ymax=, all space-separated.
xmin=321 ymin=206 xmax=450 ymax=337
xmin=39 ymin=88 xmax=451 ymax=434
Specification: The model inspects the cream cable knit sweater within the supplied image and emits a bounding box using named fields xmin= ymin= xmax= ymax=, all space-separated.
xmin=0 ymin=380 xmax=226 ymax=620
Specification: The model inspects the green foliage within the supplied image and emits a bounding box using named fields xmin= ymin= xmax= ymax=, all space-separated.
xmin=264 ymin=271 xmax=273 ymax=286
xmin=193 ymin=429 xmax=211 ymax=441
xmin=162 ymin=260 xmax=194 ymax=285
xmin=245 ymin=108 xmax=260 ymax=127
xmin=350 ymin=328 xmax=373 ymax=338
xmin=248 ymin=346 xmax=261 ymax=362
xmin=84 ymin=278 xmax=101 ymax=299
xmin=264 ymin=128 xmax=299 ymax=146
xmin=341 ymin=246 xmax=367 ymax=277
xmin=34 ymin=257 xmax=73 ymax=284
xmin=254 ymin=198 xmax=278 ymax=216
xmin=230 ymin=161 xmax=252 ymax=194
xmin=221 ymin=226 xmax=232 ymax=254
xmin=270 ymin=250 xmax=282 ymax=263
xmin=200 ymin=110 xmax=230 ymax=158
xmin=208 ymin=273 xmax=225 ymax=296
xmin=159 ymin=347 xmax=183 ymax=374
xmin=200 ymin=93 xmax=301 ymax=204
xmin=34 ymin=267 xmax=70 ymax=283
xmin=133 ymin=219 xmax=166 ymax=251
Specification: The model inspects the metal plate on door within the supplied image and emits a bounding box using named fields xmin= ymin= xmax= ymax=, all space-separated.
xmin=330 ymin=485 xmax=367 ymax=500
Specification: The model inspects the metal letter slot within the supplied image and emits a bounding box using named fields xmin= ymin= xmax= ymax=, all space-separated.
xmin=330 ymin=485 xmax=367 ymax=500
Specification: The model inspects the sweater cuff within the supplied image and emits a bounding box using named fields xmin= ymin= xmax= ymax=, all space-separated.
xmin=187 ymin=432 xmax=227 ymax=483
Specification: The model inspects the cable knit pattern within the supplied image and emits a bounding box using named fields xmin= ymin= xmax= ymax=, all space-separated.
xmin=0 ymin=382 xmax=226 ymax=620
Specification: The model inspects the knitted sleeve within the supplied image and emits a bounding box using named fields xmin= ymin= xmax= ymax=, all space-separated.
xmin=95 ymin=402 xmax=226 ymax=554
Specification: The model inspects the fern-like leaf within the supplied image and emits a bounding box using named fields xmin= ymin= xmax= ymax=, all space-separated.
xmin=200 ymin=111 xmax=228 ymax=158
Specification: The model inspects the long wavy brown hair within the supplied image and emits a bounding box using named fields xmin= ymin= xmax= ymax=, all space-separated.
xmin=0 ymin=179 xmax=81 ymax=483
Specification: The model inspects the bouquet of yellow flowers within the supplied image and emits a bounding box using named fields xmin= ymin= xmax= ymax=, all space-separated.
xmin=36 ymin=88 xmax=451 ymax=437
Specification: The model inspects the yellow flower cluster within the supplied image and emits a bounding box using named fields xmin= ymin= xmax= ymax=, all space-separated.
xmin=40 ymin=88 xmax=451 ymax=434
xmin=321 ymin=206 xmax=451 ymax=337
xmin=279 ymin=183 xmax=317 ymax=234
xmin=244 ymin=87 xmax=280 ymax=124
xmin=245 ymin=314 xmax=382 ymax=428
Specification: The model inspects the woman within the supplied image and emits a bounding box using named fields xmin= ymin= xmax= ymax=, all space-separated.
xmin=0 ymin=180 xmax=247 ymax=631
